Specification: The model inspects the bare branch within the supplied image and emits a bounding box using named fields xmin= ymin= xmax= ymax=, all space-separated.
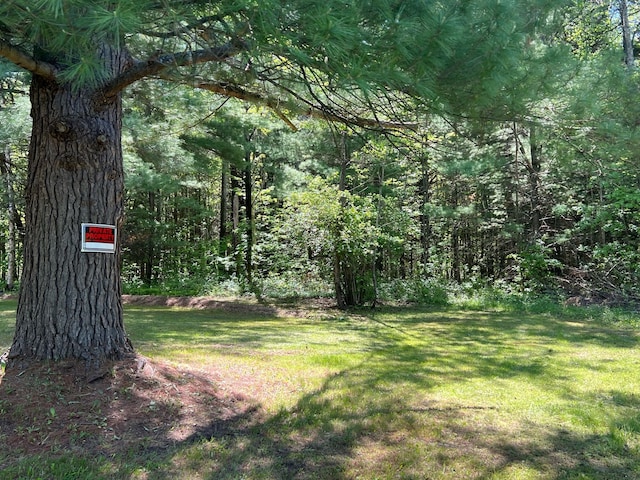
xmin=270 ymin=105 xmax=299 ymax=132
xmin=0 ymin=40 xmax=57 ymax=80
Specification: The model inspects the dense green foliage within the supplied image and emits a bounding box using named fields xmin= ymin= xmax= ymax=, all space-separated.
xmin=0 ymin=1 xmax=640 ymax=306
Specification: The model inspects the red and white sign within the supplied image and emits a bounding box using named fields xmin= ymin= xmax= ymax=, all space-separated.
xmin=81 ymin=223 xmax=116 ymax=253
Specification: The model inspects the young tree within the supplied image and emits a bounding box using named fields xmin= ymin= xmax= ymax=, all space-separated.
xmin=0 ymin=0 xmax=565 ymax=368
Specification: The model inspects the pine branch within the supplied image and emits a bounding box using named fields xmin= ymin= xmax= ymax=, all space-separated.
xmin=99 ymin=39 xmax=247 ymax=100
xmin=139 ymin=15 xmax=228 ymax=39
xmin=182 ymin=77 xmax=417 ymax=131
xmin=0 ymin=40 xmax=57 ymax=80
xmin=262 ymin=71 xmax=419 ymax=131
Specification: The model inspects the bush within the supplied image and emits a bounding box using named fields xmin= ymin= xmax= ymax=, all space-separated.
xmin=378 ymin=278 xmax=450 ymax=306
xmin=257 ymin=272 xmax=334 ymax=300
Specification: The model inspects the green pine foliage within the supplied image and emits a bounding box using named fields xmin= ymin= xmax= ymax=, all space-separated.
xmin=0 ymin=0 xmax=567 ymax=117
xmin=3 ymin=0 xmax=640 ymax=305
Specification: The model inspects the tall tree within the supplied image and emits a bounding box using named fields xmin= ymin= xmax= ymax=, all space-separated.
xmin=0 ymin=146 xmax=18 ymax=291
xmin=619 ymin=0 xmax=636 ymax=68
xmin=0 ymin=94 xmax=29 ymax=291
xmin=0 ymin=0 xmax=566 ymax=368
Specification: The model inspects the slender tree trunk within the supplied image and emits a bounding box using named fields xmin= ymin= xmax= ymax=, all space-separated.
xmin=334 ymin=132 xmax=350 ymax=309
xmin=143 ymin=191 xmax=156 ymax=284
xmin=231 ymin=165 xmax=242 ymax=275
xmin=9 ymin=47 xmax=132 ymax=368
xmin=620 ymin=0 xmax=635 ymax=69
xmin=244 ymin=152 xmax=253 ymax=285
xmin=219 ymin=160 xmax=229 ymax=254
xmin=1 ymin=146 xmax=17 ymax=290
xmin=597 ymin=169 xmax=607 ymax=245
xmin=450 ymin=182 xmax=461 ymax=283
xmin=529 ymin=125 xmax=542 ymax=239
xmin=419 ymin=155 xmax=432 ymax=269
xmin=371 ymin=164 xmax=384 ymax=308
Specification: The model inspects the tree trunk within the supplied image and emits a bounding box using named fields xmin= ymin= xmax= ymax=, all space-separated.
xmin=142 ymin=191 xmax=156 ymax=284
xmin=333 ymin=253 xmax=347 ymax=309
xmin=371 ymin=164 xmax=384 ymax=308
xmin=1 ymin=146 xmax=17 ymax=290
xmin=9 ymin=48 xmax=132 ymax=368
xmin=231 ymin=164 xmax=242 ymax=275
xmin=334 ymin=132 xmax=350 ymax=309
xmin=620 ymin=0 xmax=635 ymax=69
xmin=419 ymin=155 xmax=432 ymax=269
xmin=219 ymin=160 xmax=229 ymax=255
xmin=450 ymin=182 xmax=461 ymax=283
xmin=244 ymin=152 xmax=253 ymax=286
xmin=528 ymin=124 xmax=542 ymax=239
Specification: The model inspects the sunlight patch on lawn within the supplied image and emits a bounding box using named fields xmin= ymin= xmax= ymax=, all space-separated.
xmin=146 ymin=305 xmax=639 ymax=479
xmin=0 ymin=299 xmax=16 ymax=353
xmin=1 ymin=300 xmax=639 ymax=479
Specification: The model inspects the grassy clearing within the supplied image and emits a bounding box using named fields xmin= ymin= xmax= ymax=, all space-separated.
xmin=1 ymin=299 xmax=639 ymax=479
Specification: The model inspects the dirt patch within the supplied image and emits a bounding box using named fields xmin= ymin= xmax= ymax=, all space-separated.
xmin=123 ymin=294 xmax=277 ymax=313
xmin=122 ymin=294 xmax=338 ymax=317
xmin=0 ymin=355 xmax=259 ymax=462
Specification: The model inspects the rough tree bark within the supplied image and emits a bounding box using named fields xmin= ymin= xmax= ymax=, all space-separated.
xmin=8 ymin=46 xmax=133 ymax=368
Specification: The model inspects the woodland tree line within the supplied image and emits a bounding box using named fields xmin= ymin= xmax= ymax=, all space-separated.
xmin=1 ymin=0 xmax=640 ymax=309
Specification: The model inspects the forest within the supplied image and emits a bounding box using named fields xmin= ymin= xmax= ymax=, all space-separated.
xmin=1 ymin=0 xmax=640 ymax=309
xmin=3 ymin=3 xmax=640 ymax=477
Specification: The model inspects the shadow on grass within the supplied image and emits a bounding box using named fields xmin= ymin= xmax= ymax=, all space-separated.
xmin=1 ymin=302 xmax=639 ymax=479
xmin=468 ymin=389 xmax=640 ymax=479
xmin=123 ymin=306 xmax=314 ymax=352
xmin=112 ymin=307 xmax=639 ymax=479
xmin=129 ymin=359 xmax=640 ymax=479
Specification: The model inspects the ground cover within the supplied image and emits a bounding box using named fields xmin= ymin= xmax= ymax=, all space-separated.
xmin=0 ymin=297 xmax=638 ymax=479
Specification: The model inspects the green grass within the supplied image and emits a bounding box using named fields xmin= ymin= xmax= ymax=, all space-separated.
xmin=1 ymin=299 xmax=640 ymax=479
xmin=0 ymin=300 xmax=16 ymax=355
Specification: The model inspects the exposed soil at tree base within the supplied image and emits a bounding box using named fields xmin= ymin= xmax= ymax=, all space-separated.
xmin=0 ymin=354 xmax=259 ymax=462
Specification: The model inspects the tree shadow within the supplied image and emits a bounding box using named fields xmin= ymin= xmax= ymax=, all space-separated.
xmin=138 ymin=359 xmax=437 ymax=479
xmin=144 ymin=308 xmax=638 ymax=479
xmin=127 ymin=351 xmax=639 ymax=479
xmin=1 ymin=303 xmax=639 ymax=479
xmin=124 ymin=305 xmax=314 ymax=352
xmin=468 ymin=389 xmax=640 ymax=478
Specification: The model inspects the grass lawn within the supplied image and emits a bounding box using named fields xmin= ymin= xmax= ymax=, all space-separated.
xmin=0 ymin=298 xmax=639 ymax=479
